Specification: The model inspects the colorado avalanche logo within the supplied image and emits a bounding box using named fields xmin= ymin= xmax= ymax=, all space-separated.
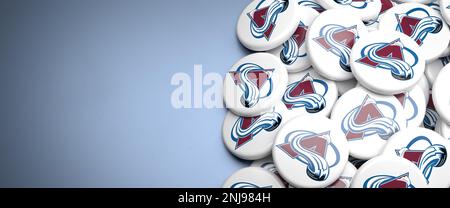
xmin=356 ymin=39 xmax=418 ymax=80
xmin=231 ymin=182 xmax=272 ymax=188
xmin=282 ymin=73 xmax=327 ymax=113
xmin=231 ymin=111 xmax=282 ymax=149
xmin=298 ymin=0 xmax=325 ymax=13
xmin=334 ymin=0 xmax=369 ymax=9
xmin=280 ymin=22 xmax=308 ymax=65
xmin=342 ymin=95 xmax=400 ymax=141
xmin=396 ymin=136 xmax=447 ymax=183
xmin=395 ymin=8 xmax=443 ymax=46
xmin=423 ymin=95 xmax=439 ymax=130
xmin=230 ymin=63 xmax=274 ymax=108
xmin=364 ymin=173 xmax=415 ymax=188
xmin=314 ymin=24 xmax=359 ymax=72
xmin=328 ymin=176 xmax=352 ymax=188
xmin=395 ymin=92 xmax=418 ymax=127
xmin=277 ymin=131 xmax=341 ymax=181
xmin=248 ymin=0 xmax=289 ymax=40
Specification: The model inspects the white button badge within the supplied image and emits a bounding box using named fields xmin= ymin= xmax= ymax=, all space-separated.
xmin=223 ymin=53 xmax=288 ymax=117
xmin=273 ymin=115 xmax=349 ymax=188
xmin=382 ymin=127 xmax=450 ymax=188
xmin=237 ymin=0 xmax=300 ymax=51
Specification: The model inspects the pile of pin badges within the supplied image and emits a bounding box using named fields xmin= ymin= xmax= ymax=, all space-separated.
xmin=222 ymin=0 xmax=450 ymax=188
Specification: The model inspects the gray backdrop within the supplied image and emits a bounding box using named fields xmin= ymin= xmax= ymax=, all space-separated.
xmin=0 ymin=0 xmax=251 ymax=187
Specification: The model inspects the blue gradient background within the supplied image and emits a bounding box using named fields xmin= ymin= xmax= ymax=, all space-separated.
xmin=0 ymin=0 xmax=251 ymax=187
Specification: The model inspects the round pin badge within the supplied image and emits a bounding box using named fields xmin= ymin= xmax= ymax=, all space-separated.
xmin=432 ymin=64 xmax=450 ymax=125
xmin=251 ymin=156 xmax=288 ymax=187
xmin=364 ymin=0 xmax=396 ymax=32
xmin=306 ymin=9 xmax=369 ymax=81
xmin=223 ymin=167 xmax=286 ymax=188
xmin=331 ymin=87 xmax=407 ymax=160
xmin=222 ymin=103 xmax=289 ymax=160
xmin=282 ymin=68 xmax=338 ymax=117
xmin=237 ymin=0 xmax=300 ymax=51
xmin=224 ymin=53 xmax=288 ymax=117
xmin=423 ymin=91 xmax=440 ymax=130
xmin=394 ymin=85 xmax=426 ymax=128
xmin=440 ymin=0 xmax=450 ymax=25
xmin=425 ymin=55 xmax=450 ymax=87
xmin=382 ymin=127 xmax=450 ymax=188
xmin=269 ymin=7 xmax=319 ymax=73
xmin=272 ymin=115 xmax=349 ymax=188
xmin=378 ymin=3 xmax=450 ymax=62
xmin=350 ymin=30 xmax=425 ymax=95
xmin=336 ymin=78 xmax=357 ymax=96
xmin=436 ymin=120 xmax=450 ymax=140
xmin=327 ymin=162 xmax=357 ymax=188
xmin=316 ymin=0 xmax=382 ymax=21
xmin=350 ymin=155 xmax=428 ymax=188
xmin=298 ymin=0 xmax=326 ymax=13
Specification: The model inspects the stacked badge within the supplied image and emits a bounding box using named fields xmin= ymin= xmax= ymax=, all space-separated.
xmin=222 ymin=0 xmax=450 ymax=188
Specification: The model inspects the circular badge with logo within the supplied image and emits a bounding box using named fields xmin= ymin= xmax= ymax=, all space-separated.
xmin=432 ymin=64 xmax=450 ymax=125
xmin=439 ymin=0 xmax=450 ymax=25
xmin=269 ymin=7 xmax=319 ymax=73
xmin=351 ymin=156 xmax=428 ymax=188
xmin=350 ymin=30 xmax=425 ymax=95
xmin=394 ymin=85 xmax=426 ymax=128
xmin=307 ymin=9 xmax=369 ymax=81
xmin=237 ymin=0 xmax=300 ymax=51
xmin=331 ymin=87 xmax=406 ymax=160
xmin=273 ymin=115 xmax=349 ymax=188
xmin=425 ymin=55 xmax=450 ymax=87
xmin=382 ymin=127 xmax=450 ymax=188
xmin=327 ymin=162 xmax=357 ymax=188
xmin=222 ymin=103 xmax=289 ymax=160
xmin=224 ymin=53 xmax=288 ymax=117
xmin=378 ymin=3 xmax=450 ymax=62
xmin=282 ymin=68 xmax=338 ymax=117
xmin=316 ymin=0 xmax=382 ymax=21
xmin=223 ymin=167 xmax=286 ymax=188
